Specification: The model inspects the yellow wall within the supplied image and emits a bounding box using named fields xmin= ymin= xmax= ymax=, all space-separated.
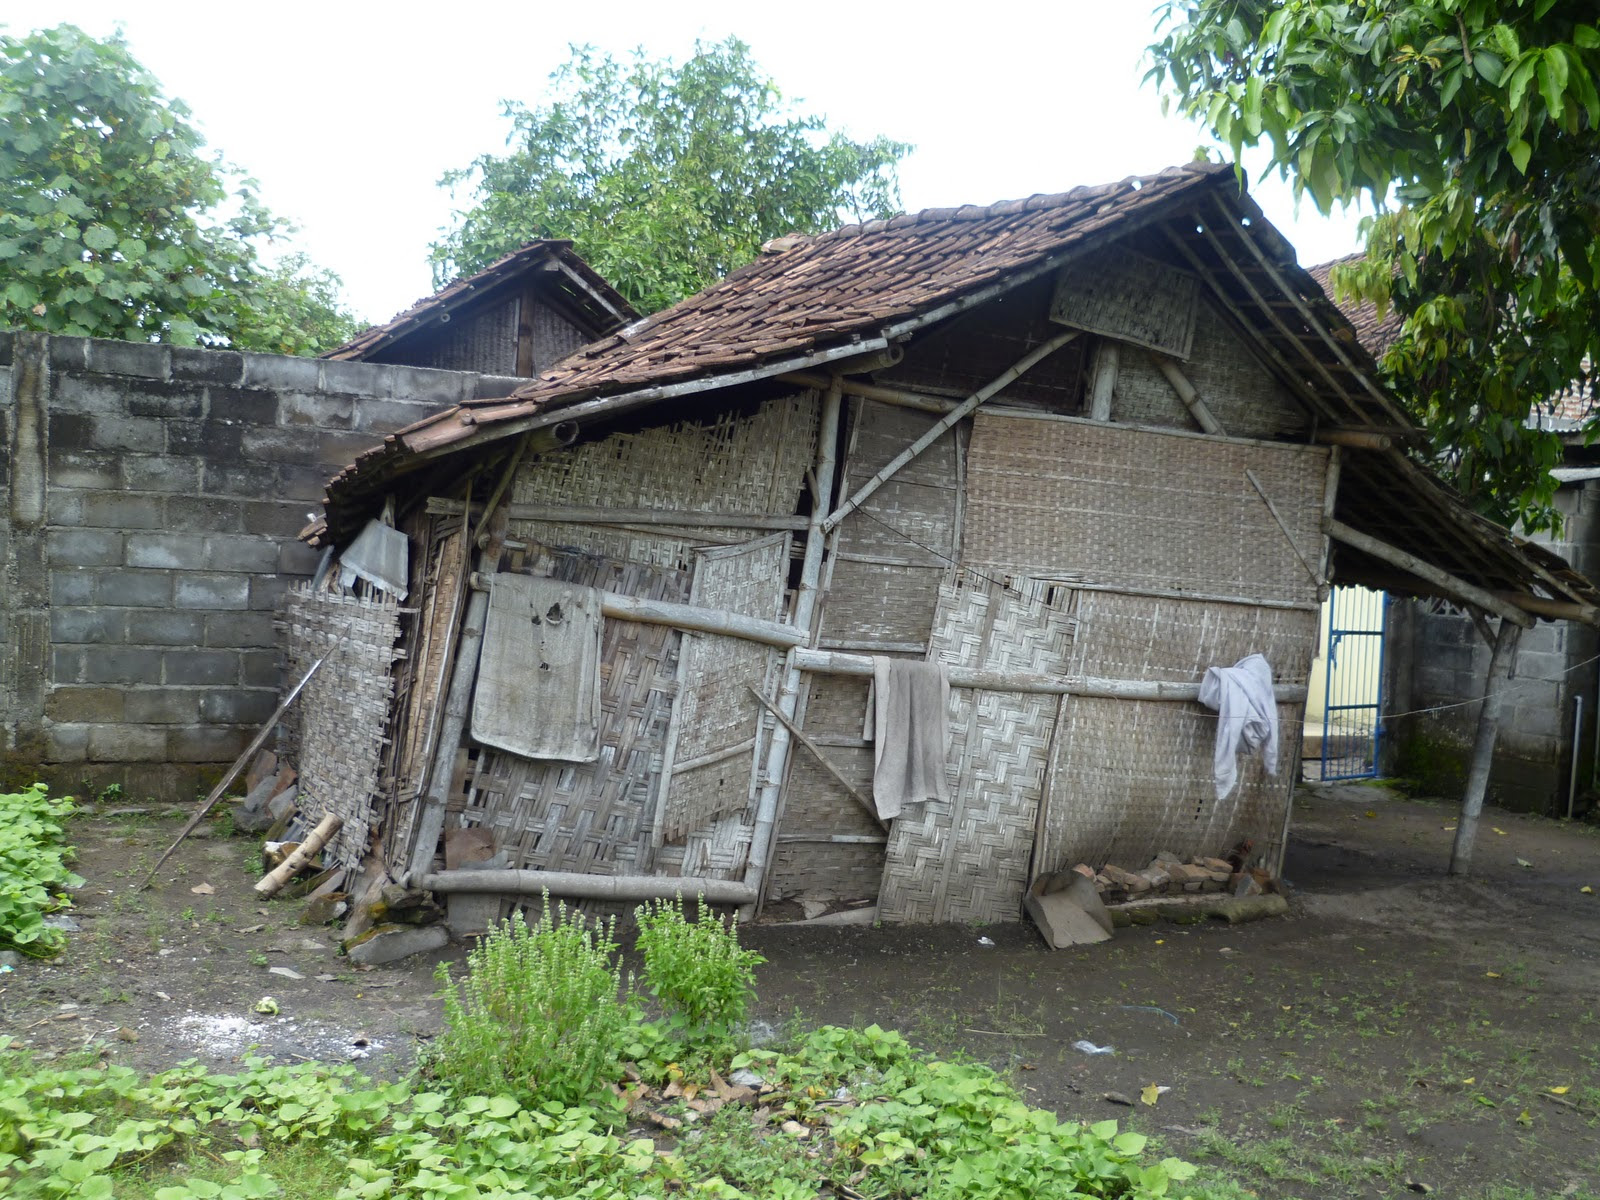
xmin=1306 ymin=586 xmax=1386 ymax=723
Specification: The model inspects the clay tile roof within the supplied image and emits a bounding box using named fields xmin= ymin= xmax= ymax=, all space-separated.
xmin=1305 ymin=255 xmax=1404 ymax=360
xmin=322 ymin=240 xmax=635 ymax=363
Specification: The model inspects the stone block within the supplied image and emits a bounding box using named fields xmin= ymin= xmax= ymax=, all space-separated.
xmin=240 ymin=352 xmax=321 ymax=393
xmin=92 ymin=568 xmax=173 ymax=608
xmin=48 ymin=450 xmax=120 ymax=490
xmin=204 ymin=535 xmax=279 ymax=574
xmin=204 ymin=387 xmax=279 ymax=425
xmin=275 ymin=463 xmax=333 ymax=503
xmin=1508 ymin=702 xmax=1562 ymax=739
xmin=204 ymin=610 xmax=278 ymax=648
xmin=200 ymin=688 xmax=277 ymax=725
xmin=50 ymin=570 xmax=95 ymax=605
xmin=87 ymin=723 xmax=167 ymax=762
xmin=243 ymin=499 xmax=313 ymax=537
xmin=167 ymin=724 xmax=249 ymax=762
xmin=45 ymin=687 xmax=125 ymax=723
xmin=249 ymin=575 xmax=293 ymax=612
xmin=46 ymin=527 xmax=124 ymax=567
xmin=203 ymin=460 xmax=279 ymax=498
xmin=126 ymin=610 xmax=206 ymax=646
xmin=80 ymin=646 xmax=163 ymax=685
xmin=317 ymin=358 xmax=394 ymax=400
xmin=81 ymin=492 xmax=164 ymax=529
xmin=165 ymin=495 xmax=245 ymax=534
xmin=125 ymin=689 xmax=202 ymax=724
xmin=174 ymin=573 xmax=250 ymax=610
xmin=241 ymin=650 xmax=281 ymax=688
xmin=395 ymin=363 xmax=479 ymax=405
xmin=48 ymin=410 xmax=96 ymax=448
xmin=345 ymin=923 xmax=450 ymax=966
xmin=88 ymin=414 xmax=165 ymax=454
xmin=50 ymin=606 xmax=126 ymax=645
xmin=473 ymin=374 xmax=525 ymax=399
xmin=86 ymin=338 xmax=170 ymax=380
xmin=279 ymin=541 xmax=322 ymax=575
xmin=126 ymin=532 xmax=208 ymax=570
xmin=163 ymin=648 xmax=239 ymax=686
xmin=1024 ymin=890 xmax=1112 ymax=948
xmin=279 ymin=391 xmax=353 ymax=428
xmin=352 ymin=396 xmax=438 ymax=433
xmin=47 ymin=337 xmax=88 ymax=370
xmin=165 ymin=418 xmax=242 ymax=460
xmin=47 ymin=490 xmax=84 ymax=526
xmin=170 ymin=347 xmax=244 ymax=385
xmin=126 ymin=389 xmax=203 ymax=420
xmin=45 ymin=723 xmax=89 ymax=761
xmin=121 ymin=453 xmax=200 ymax=493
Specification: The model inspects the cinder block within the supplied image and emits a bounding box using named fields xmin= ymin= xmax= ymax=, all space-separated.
xmin=203 ymin=535 xmax=279 ymax=574
xmin=174 ymin=573 xmax=250 ymax=610
xmin=50 ymin=646 xmax=83 ymax=685
xmin=81 ymin=492 xmax=164 ymax=529
xmin=162 ymin=648 xmax=239 ymax=685
xmin=275 ymin=463 xmax=333 ymax=503
xmin=250 ymin=575 xmax=292 ymax=611
xmin=47 ymin=337 xmax=88 ymax=370
xmin=45 ymin=687 xmax=125 ymax=723
xmin=167 ymin=724 xmax=249 ymax=763
xmin=87 ymin=723 xmax=167 ymax=762
xmin=125 ymin=689 xmax=203 ymax=724
xmin=170 ymin=347 xmax=243 ymax=386
xmin=48 ymin=411 xmax=95 ymax=448
xmin=241 ymin=650 xmax=281 ymax=688
xmin=0 ymin=329 xmax=13 ymax=366
xmin=1508 ymin=703 xmax=1561 ymax=739
xmin=47 ymin=490 xmax=84 ymax=526
xmin=352 ymin=396 xmax=439 ymax=434
xmin=50 ymin=607 xmax=126 ymax=645
xmin=126 ymin=610 xmax=206 ymax=646
xmin=165 ymin=495 xmax=245 ymax=534
xmin=50 ymin=570 xmax=95 ymax=605
xmin=240 ymin=353 xmax=321 ymax=393
xmin=92 ymin=568 xmax=172 ymax=608
xmin=395 ymin=362 xmax=479 ymax=403
xmin=45 ymin=723 xmax=89 ymax=761
xmin=240 ymin=426 xmax=319 ymax=464
xmin=204 ymin=387 xmax=279 ymax=425
xmin=243 ymin=499 xmax=312 ymax=537
xmin=473 ymin=374 xmax=525 ymax=399
xmin=122 ymin=453 xmax=200 ymax=493
xmin=165 ymin=418 xmax=242 ymax=460
xmin=79 ymin=646 xmax=163 ymax=685
xmin=88 ymin=413 xmax=164 ymax=453
xmin=203 ymin=460 xmax=279 ymax=498
xmin=279 ymin=541 xmax=322 ymax=575
xmin=318 ymin=358 xmax=394 ymax=400
xmin=1513 ymin=651 xmax=1565 ymax=681
xmin=204 ymin=610 xmax=277 ymax=648
xmin=126 ymin=388 xmax=203 ymax=420
xmin=200 ymin=688 xmax=278 ymax=725
xmin=48 ymin=450 xmax=120 ymax=490
xmin=46 ymin=527 xmax=124 ymax=568
xmin=86 ymin=339 xmax=171 ymax=380
xmin=279 ymin=390 xmax=353 ymax=428
xmin=126 ymin=532 xmax=208 ymax=570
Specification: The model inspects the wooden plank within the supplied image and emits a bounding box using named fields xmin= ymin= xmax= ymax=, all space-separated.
xmin=747 ymin=685 xmax=886 ymax=831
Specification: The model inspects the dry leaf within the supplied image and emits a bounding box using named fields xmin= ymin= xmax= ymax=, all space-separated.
xmin=190 ymin=883 xmax=215 ymax=895
xmin=1140 ymin=1083 xmax=1160 ymax=1106
xmin=1365 ymin=810 xmax=1378 ymax=818
xmin=1581 ymin=886 xmax=1594 ymax=895
xmin=1516 ymin=1109 xmax=1532 ymax=1126
xmin=1462 ymin=1077 xmax=1476 ymax=1085
xmin=1516 ymin=858 xmax=1533 ymax=869
xmin=1486 ymin=972 xmax=1502 ymax=979
xmin=1550 ymin=1086 xmax=1570 ymax=1095
xmin=1493 ymin=827 xmax=1507 ymax=835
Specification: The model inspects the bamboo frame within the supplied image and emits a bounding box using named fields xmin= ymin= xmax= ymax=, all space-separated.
xmin=746 ymin=684 xmax=885 ymax=830
xmin=1152 ymin=355 xmax=1224 ymax=435
xmin=256 ymin=814 xmax=343 ymax=897
xmin=415 ymin=867 xmax=755 ymax=906
xmin=1328 ymin=520 xmax=1534 ymax=628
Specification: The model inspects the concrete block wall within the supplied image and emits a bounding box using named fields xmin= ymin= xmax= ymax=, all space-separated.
xmin=0 ymin=331 xmax=520 ymax=800
xmin=1386 ymin=483 xmax=1600 ymax=814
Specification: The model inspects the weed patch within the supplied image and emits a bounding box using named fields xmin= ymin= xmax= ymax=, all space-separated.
xmin=0 ymin=783 xmax=82 ymax=958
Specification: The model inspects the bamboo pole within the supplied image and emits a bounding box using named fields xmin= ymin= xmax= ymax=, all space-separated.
xmin=1491 ymin=592 xmax=1600 ymax=627
xmin=790 ymin=648 xmax=1308 ymax=702
xmin=1327 ymin=520 xmax=1534 ymax=628
xmin=1152 ymin=355 xmax=1224 ymax=435
xmin=414 ymin=868 xmax=755 ymax=906
xmin=1315 ymin=430 xmax=1393 ymax=451
xmin=1317 ymin=446 xmax=1342 ymax=598
xmin=255 ymin=814 xmax=343 ymax=897
xmin=600 ymin=593 xmax=805 ymax=647
xmin=743 ymin=382 xmax=843 ymax=915
xmin=1087 ymin=341 xmax=1120 ymax=422
xmin=1245 ymin=468 xmax=1322 ymax=587
xmin=822 ymin=330 xmax=1080 ymax=533
xmin=1449 ymin=619 xmax=1523 ymax=875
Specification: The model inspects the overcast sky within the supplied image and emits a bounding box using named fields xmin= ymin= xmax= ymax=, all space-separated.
xmin=22 ymin=1 xmax=1369 ymax=324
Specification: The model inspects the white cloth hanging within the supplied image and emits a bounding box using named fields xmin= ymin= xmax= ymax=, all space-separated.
xmin=1197 ymin=653 xmax=1279 ymax=801
xmin=862 ymin=657 xmax=951 ymax=821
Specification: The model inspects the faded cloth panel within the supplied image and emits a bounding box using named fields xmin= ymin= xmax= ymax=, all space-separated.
xmin=461 ymin=552 xmax=689 ymax=878
xmin=877 ymin=572 xmax=1077 ymax=925
xmin=1041 ymin=592 xmax=1316 ymax=878
xmin=279 ymin=585 xmax=403 ymax=870
xmin=1198 ymin=653 xmax=1279 ymax=801
xmin=472 ymin=574 xmax=603 ymax=762
xmin=864 ymin=657 xmax=950 ymax=821
xmin=962 ymin=412 xmax=1328 ymax=607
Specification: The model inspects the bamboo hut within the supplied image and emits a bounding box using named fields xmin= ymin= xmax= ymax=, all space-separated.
xmin=287 ymin=163 xmax=1600 ymax=935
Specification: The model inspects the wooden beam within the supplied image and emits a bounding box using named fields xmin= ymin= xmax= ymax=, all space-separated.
xmin=1493 ymin=591 xmax=1600 ymax=626
xmin=1316 ymin=429 xmax=1394 ymax=451
xmin=514 ymin=283 xmax=537 ymax=377
xmin=791 ymin=648 xmax=1308 ymax=703
xmin=1449 ymin=618 xmax=1523 ymax=874
xmin=1152 ymin=354 xmax=1224 ymax=435
xmin=1087 ymin=340 xmax=1120 ymax=422
xmin=416 ymin=867 xmax=756 ymax=906
xmin=747 ymin=685 xmax=885 ymax=830
xmin=822 ymin=330 xmax=1080 ymax=533
xmin=781 ymin=370 xmax=957 ymax=414
xmin=1327 ymin=520 xmax=1534 ymax=628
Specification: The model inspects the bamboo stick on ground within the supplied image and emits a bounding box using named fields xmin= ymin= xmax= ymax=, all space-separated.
xmin=255 ymin=814 xmax=342 ymax=897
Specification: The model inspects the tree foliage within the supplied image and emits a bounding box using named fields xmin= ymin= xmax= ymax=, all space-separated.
xmin=432 ymin=38 xmax=911 ymax=315
xmin=1149 ymin=1 xmax=1600 ymax=531
xmin=0 ymin=24 xmax=357 ymax=354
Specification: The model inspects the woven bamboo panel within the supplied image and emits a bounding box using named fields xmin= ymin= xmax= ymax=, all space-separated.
xmin=460 ymin=553 xmax=689 ymax=876
xmin=963 ymin=412 xmax=1329 ymax=606
xmin=508 ymin=393 xmax=818 ymax=571
xmin=769 ymin=840 xmax=887 ymax=900
xmin=1050 ymin=249 xmax=1199 ymax=359
xmin=657 ymin=535 xmax=787 ymax=844
xmin=877 ymin=572 xmax=1078 ymax=924
xmin=1041 ymin=590 xmax=1317 ymax=877
xmin=1110 ymin=303 xmax=1308 ymax=439
xmin=280 ymin=586 xmax=403 ymax=869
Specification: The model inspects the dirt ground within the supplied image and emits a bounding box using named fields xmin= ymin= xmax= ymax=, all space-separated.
xmin=4 ymin=781 xmax=1599 ymax=1200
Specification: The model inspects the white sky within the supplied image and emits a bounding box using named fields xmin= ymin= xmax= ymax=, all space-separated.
xmin=19 ymin=1 xmax=1370 ymax=325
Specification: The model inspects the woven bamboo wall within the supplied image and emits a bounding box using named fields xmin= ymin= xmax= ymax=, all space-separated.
xmin=459 ymin=552 xmax=688 ymax=877
xmin=508 ymin=392 xmax=818 ymax=571
xmin=877 ymin=573 xmax=1078 ymax=924
xmin=1041 ymin=591 xmax=1318 ymax=875
xmin=1110 ymin=302 xmax=1307 ymax=439
xmin=280 ymin=586 xmax=404 ymax=869
xmin=963 ymin=412 xmax=1328 ymax=606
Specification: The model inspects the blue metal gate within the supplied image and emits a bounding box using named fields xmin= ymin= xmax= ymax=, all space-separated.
xmin=1318 ymin=588 xmax=1388 ymax=781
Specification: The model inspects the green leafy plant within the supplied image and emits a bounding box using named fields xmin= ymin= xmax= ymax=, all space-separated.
xmin=634 ymin=895 xmax=764 ymax=1041
xmin=429 ymin=896 xmax=634 ymax=1107
xmin=0 ymin=783 xmax=82 ymax=957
